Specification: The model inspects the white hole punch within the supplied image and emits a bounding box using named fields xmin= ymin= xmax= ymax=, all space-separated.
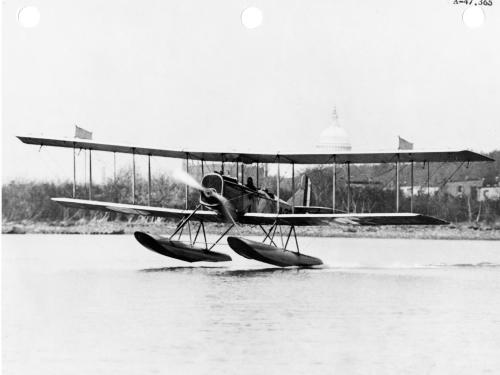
xmin=241 ymin=7 xmax=263 ymax=29
xmin=18 ymin=6 xmax=40 ymax=28
xmin=462 ymin=6 xmax=485 ymax=29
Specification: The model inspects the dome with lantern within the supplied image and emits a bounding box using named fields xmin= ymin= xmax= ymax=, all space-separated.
xmin=316 ymin=108 xmax=352 ymax=152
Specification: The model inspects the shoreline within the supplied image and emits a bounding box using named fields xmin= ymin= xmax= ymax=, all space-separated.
xmin=3 ymin=220 xmax=500 ymax=240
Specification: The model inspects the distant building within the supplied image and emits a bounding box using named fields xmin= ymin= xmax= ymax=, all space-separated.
xmin=400 ymin=185 xmax=439 ymax=197
xmin=400 ymin=180 xmax=488 ymax=199
xmin=442 ymin=179 xmax=483 ymax=198
xmin=316 ymin=107 xmax=352 ymax=152
xmin=351 ymin=180 xmax=382 ymax=187
xmin=477 ymin=187 xmax=500 ymax=201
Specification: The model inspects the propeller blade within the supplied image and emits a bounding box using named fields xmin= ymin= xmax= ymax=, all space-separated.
xmin=212 ymin=192 xmax=237 ymax=226
xmin=172 ymin=169 xmax=203 ymax=191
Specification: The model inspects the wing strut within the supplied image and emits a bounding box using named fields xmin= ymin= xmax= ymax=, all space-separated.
xmin=185 ymin=154 xmax=189 ymax=209
xmin=347 ymin=162 xmax=351 ymax=213
xmin=72 ymin=144 xmax=76 ymax=198
xmin=291 ymin=163 xmax=295 ymax=214
xmin=332 ymin=158 xmax=336 ymax=213
xmin=276 ymin=158 xmax=280 ymax=213
xmin=89 ymin=149 xmax=93 ymax=200
xmin=410 ymin=161 xmax=414 ymax=212
xmin=256 ymin=162 xmax=259 ymax=188
xmin=132 ymin=149 xmax=136 ymax=204
xmin=147 ymin=154 xmax=152 ymax=206
xmin=396 ymin=156 xmax=400 ymax=212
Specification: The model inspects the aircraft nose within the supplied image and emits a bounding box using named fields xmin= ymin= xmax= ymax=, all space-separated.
xmin=202 ymin=188 xmax=216 ymax=198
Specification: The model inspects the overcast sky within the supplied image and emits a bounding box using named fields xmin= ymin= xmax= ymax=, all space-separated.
xmin=2 ymin=0 xmax=499 ymax=182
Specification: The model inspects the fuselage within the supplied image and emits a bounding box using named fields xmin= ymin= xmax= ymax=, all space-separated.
xmin=200 ymin=172 xmax=291 ymax=217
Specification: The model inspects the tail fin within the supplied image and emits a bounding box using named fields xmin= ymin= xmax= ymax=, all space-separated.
xmin=287 ymin=175 xmax=330 ymax=213
xmin=287 ymin=174 xmax=312 ymax=207
xmin=302 ymin=175 xmax=311 ymax=207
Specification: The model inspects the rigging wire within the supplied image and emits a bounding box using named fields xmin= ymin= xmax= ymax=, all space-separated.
xmin=428 ymin=162 xmax=446 ymax=183
xmin=438 ymin=162 xmax=466 ymax=189
xmin=379 ymin=163 xmax=408 ymax=190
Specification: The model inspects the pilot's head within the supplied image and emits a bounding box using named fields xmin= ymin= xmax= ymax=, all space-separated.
xmin=247 ymin=177 xmax=254 ymax=186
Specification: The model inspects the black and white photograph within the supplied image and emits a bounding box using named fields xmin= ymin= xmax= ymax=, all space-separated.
xmin=2 ymin=0 xmax=500 ymax=373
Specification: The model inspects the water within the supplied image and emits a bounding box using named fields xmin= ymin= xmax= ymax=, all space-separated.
xmin=2 ymin=235 xmax=500 ymax=374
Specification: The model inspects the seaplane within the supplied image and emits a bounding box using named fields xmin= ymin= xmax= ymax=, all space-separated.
xmin=17 ymin=135 xmax=494 ymax=267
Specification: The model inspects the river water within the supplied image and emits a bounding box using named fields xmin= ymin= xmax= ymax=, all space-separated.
xmin=2 ymin=234 xmax=500 ymax=374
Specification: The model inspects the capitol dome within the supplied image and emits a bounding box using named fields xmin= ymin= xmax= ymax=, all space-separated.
xmin=316 ymin=108 xmax=352 ymax=151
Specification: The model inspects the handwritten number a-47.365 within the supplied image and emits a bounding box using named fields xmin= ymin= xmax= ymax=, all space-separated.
xmin=453 ymin=0 xmax=493 ymax=5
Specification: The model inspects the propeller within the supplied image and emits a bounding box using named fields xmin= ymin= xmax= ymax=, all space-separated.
xmin=172 ymin=169 xmax=237 ymax=225
xmin=172 ymin=169 xmax=204 ymax=191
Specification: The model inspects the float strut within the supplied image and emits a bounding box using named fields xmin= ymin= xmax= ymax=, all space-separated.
xmin=193 ymin=221 xmax=202 ymax=245
xmin=290 ymin=225 xmax=300 ymax=254
xmin=284 ymin=225 xmax=294 ymax=249
xmin=170 ymin=204 xmax=202 ymax=239
xmin=259 ymin=223 xmax=278 ymax=247
xmin=200 ymin=221 xmax=208 ymax=250
xmin=209 ymin=224 xmax=235 ymax=251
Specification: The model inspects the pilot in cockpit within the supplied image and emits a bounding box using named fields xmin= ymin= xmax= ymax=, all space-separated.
xmin=246 ymin=177 xmax=257 ymax=191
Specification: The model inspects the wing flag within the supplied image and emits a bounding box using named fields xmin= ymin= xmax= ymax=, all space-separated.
xmin=74 ymin=126 xmax=93 ymax=140
xmin=398 ymin=136 xmax=413 ymax=150
xmin=52 ymin=198 xmax=221 ymax=222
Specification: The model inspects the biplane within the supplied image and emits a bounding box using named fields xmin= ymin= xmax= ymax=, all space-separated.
xmin=17 ymin=135 xmax=493 ymax=267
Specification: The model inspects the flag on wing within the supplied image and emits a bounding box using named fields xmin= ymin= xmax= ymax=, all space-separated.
xmin=398 ymin=136 xmax=413 ymax=150
xmin=75 ymin=125 xmax=92 ymax=140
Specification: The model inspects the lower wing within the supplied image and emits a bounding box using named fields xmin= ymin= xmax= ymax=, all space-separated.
xmin=242 ymin=212 xmax=448 ymax=226
xmin=52 ymin=198 xmax=220 ymax=222
xmin=53 ymin=198 xmax=448 ymax=226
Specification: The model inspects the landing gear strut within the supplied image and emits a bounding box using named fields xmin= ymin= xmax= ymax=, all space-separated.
xmin=227 ymin=221 xmax=322 ymax=267
xmin=259 ymin=223 xmax=300 ymax=254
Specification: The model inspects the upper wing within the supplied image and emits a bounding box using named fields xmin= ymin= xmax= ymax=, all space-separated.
xmin=52 ymin=198 xmax=221 ymax=222
xmin=241 ymin=212 xmax=448 ymax=226
xmin=18 ymin=135 xmax=493 ymax=164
